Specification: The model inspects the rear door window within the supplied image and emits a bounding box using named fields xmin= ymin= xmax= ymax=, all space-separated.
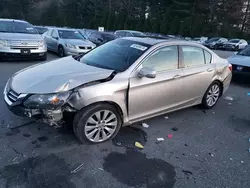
xmin=181 ymin=46 xmax=205 ymax=67
xmin=203 ymin=50 xmax=212 ymax=64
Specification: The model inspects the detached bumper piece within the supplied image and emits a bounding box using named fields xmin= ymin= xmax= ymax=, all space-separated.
xmin=0 ymin=52 xmax=46 ymax=61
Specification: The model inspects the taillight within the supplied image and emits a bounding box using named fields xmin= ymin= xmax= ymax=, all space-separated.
xmin=228 ymin=64 xmax=232 ymax=72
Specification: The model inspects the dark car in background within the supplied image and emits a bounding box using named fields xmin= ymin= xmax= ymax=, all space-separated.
xmin=203 ymin=37 xmax=227 ymax=49
xmin=34 ymin=26 xmax=48 ymax=35
xmin=227 ymin=46 xmax=250 ymax=75
xmin=88 ymin=31 xmax=116 ymax=46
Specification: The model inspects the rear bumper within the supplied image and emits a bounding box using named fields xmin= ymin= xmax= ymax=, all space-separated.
xmin=223 ymin=73 xmax=232 ymax=94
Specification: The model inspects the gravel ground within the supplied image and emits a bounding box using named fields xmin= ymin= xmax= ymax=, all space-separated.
xmin=0 ymin=50 xmax=249 ymax=188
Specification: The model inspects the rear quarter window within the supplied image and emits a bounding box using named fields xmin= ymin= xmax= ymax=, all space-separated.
xmin=203 ymin=50 xmax=212 ymax=64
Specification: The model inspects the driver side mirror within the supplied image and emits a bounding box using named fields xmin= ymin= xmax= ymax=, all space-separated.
xmin=53 ymin=36 xmax=59 ymax=40
xmin=138 ymin=67 xmax=156 ymax=78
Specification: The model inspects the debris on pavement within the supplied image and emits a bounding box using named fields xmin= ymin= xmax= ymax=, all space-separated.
xmin=195 ymin=154 xmax=198 ymax=157
xmin=247 ymin=93 xmax=250 ymax=96
xmin=212 ymin=112 xmax=216 ymax=115
xmin=157 ymin=138 xmax=165 ymax=142
xmin=224 ymin=96 xmax=233 ymax=101
xmin=112 ymin=127 xmax=147 ymax=149
xmin=230 ymin=158 xmax=233 ymax=161
xmin=184 ymin=144 xmax=188 ymax=147
xmin=172 ymin=127 xmax=178 ymax=132
xmin=71 ymin=163 xmax=84 ymax=174
xmin=241 ymin=161 xmax=244 ymax=164
xmin=228 ymin=103 xmax=232 ymax=105
xmin=135 ymin=142 xmax=144 ymax=149
xmin=209 ymin=153 xmax=214 ymax=157
xmin=98 ymin=167 xmax=104 ymax=171
xmin=142 ymin=123 xmax=149 ymax=128
xmin=168 ymin=134 xmax=173 ymax=139
xmin=164 ymin=116 xmax=169 ymax=120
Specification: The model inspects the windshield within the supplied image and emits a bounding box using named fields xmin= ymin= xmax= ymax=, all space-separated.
xmin=229 ymin=39 xmax=240 ymax=43
xmin=58 ymin=30 xmax=84 ymax=39
xmin=34 ymin=27 xmax=48 ymax=34
xmin=76 ymin=30 xmax=87 ymax=39
xmin=0 ymin=21 xmax=38 ymax=34
xmin=103 ymin=34 xmax=116 ymax=40
xmin=237 ymin=46 xmax=250 ymax=56
xmin=131 ymin=32 xmax=145 ymax=37
xmin=80 ymin=39 xmax=151 ymax=72
xmin=207 ymin=37 xmax=220 ymax=42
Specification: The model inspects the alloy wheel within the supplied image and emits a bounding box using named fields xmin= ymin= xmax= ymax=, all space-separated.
xmin=84 ymin=110 xmax=118 ymax=143
xmin=206 ymin=84 xmax=220 ymax=107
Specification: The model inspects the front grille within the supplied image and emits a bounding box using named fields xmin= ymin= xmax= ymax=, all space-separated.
xmin=9 ymin=40 xmax=39 ymax=48
xmin=7 ymin=89 xmax=19 ymax=103
xmin=10 ymin=47 xmax=38 ymax=50
xmin=79 ymin=46 xmax=92 ymax=50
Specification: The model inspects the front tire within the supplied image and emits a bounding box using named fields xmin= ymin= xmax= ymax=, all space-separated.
xmin=202 ymin=81 xmax=221 ymax=109
xmin=58 ymin=46 xmax=65 ymax=57
xmin=73 ymin=103 xmax=122 ymax=144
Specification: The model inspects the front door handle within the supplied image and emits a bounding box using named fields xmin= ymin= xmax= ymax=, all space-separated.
xmin=207 ymin=68 xmax=214 ymax=72
xmin=173 ymin=75 xmax=181 ymax=79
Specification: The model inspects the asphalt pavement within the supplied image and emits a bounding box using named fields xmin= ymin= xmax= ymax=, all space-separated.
xmin=0 ymin=50 xmax=249 ymax=188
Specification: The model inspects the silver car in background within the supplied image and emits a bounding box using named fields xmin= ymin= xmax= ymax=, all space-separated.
xmin=223 ymin=39 xmax=248 ymax=51
xmin=0 ymin=19 xmax=47 ymax=61
xmin=43 ymin=28 xmax=96 ymax=57
xmin=4 ymin=37 xmax=232 ymax=144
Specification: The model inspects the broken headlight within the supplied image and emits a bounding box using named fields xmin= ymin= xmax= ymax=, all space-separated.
xmin=23 ymin=91 xmax=72 ymax=109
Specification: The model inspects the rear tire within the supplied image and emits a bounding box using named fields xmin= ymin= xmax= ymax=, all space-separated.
xmin=202 ymin=81 xmax=222 ymax=109
xmin=73 ymin=103 xmax=122 ymax=144
xmin=58 ymin=46 xmax=65 ymax=57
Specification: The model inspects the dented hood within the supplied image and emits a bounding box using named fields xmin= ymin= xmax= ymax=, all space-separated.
xmin=10 ymin=56 xmax=114 ymax=94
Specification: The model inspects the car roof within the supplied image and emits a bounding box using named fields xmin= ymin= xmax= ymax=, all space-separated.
xmin=123 ymin=37 xmax=211 ymax=49
xmin=54 ymin=28 xmax=78 ymax=31
xmin=124 ymin=37 xmax=177 ymax=45
xmin=116 ymin=30 xmax=143 ymax=33
xmin=0 ymin=18 xmax=27 ymax=23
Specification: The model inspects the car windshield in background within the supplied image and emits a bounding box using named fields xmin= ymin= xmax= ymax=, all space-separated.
xmin=193 ymin=38 xmax=200 ymax=41
xmin=34 ymin=27 xmax=48 ymax=34
xmin=103 ymin=34 xmax=116 ymax=40
xmin=0 ymin=21 xmax=37 ymax=34
xmin=237 ymin=47 xmax=250 ymax=56
xmin=131 ymin=32 xmax=145 ymax=37
xmin=58 ymin=30 xmax=84 ymax=39
xmin=80 ymin=39 xmax=151 ymax=72
xmin=229 ymin=39 xmax=240 ymax=43
xmin=208 ymin=37 xmax=220 ymax=42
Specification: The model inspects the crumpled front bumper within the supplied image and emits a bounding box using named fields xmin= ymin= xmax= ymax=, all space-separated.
xmin=4 ymin=91 xmax=65 ymax=127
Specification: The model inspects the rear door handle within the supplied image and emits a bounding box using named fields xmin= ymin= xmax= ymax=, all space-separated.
xmin=207 ymin=68 xmax=214 ymax=72
xmin=173 ymin=75 xmax=181 ymax=79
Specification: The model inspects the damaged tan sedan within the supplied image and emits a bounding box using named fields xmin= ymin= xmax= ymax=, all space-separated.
xmin=3 ymin=37 xmax=232 ymax=143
